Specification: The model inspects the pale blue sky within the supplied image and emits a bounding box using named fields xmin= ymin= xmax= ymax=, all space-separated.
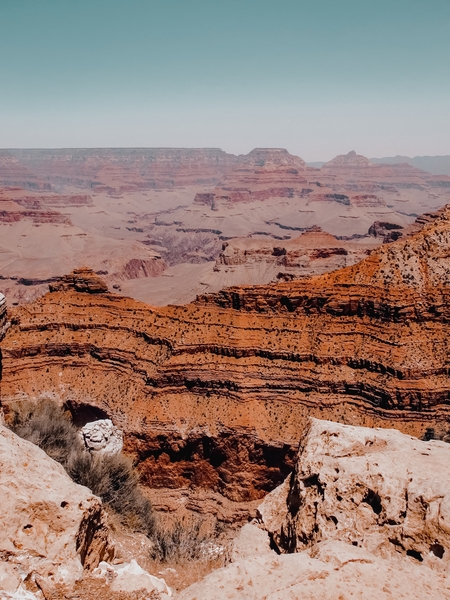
xmin=1 ymin=0 xmax=449 ymax=160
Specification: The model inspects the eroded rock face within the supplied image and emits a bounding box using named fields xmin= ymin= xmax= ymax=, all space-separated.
xmin=5 ymin=208 xmax=450 ymax=500
xmin=180 ymin=421 xmax=450 ymax=599
xmin=260 ymin=419 xmax=450 ymax=568
xmin=80 ymin=419 xmax=123 ymax=454
xmin=0 ymin=423 xmax=113 ymax=586
xmin=0 ymin=292 xmax=7 ymax=338
xmin=213 ymin=228 xmax=377 ymax=285
xmin=49 ymin=267 xmax=109 ymax=294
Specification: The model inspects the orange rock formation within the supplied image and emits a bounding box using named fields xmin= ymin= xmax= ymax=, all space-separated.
xmin=2 ymin=205 xmax=450 ymax=501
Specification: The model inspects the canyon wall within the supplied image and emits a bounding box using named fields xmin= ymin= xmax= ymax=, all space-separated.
xmin=8 ymin=148 xmax=237 ymax=191
xmin=3 ymin=206 xmax=450 ymax=500
xmin=3 ymin=147 xmax=450 ymax=307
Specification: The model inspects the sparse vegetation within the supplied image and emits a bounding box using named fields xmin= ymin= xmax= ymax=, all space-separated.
xmin=7 ymin=399 xmax=227 ymax=570
xmin=8 ymin=399 xmax=155 ymax=536
xmin=422 ymin=426 xmax=450 ymax=443
xmin=150 ymin=516 xmax=225 ymax=564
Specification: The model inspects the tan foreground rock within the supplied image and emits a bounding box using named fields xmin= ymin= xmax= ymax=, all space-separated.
xmin=260 ymin=418 xmax=450 ymax=568
xmin=179 ymin=420 xmax=450 ymax=599
xmin=0 ymin=423 xmax=113 ymax=588
xmin=178 ymin=535 xmax=450 ymax=599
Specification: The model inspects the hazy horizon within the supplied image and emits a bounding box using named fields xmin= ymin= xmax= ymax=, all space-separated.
xmin=1 ymin=0 xmax=449 ymax=161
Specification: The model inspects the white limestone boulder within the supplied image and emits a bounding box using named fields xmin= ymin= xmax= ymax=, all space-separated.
xmin=94 ymin=559 xmax=172 ymax=596
xmin=79 ymin=419 xmax=123 ymax=455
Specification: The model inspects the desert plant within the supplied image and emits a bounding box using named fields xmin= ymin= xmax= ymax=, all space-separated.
xmin=8 ymin=399 xmax=155 ymax=536
xmin=150 ymin=516 xmax=224 ymax=564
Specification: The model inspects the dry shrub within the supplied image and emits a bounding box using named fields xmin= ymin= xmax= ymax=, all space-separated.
xmin=8 ymin=399 xmax=155 ymax=536
xmin=150 ymin=516 xmax=225 ymax=564
xmin=8 ymin=399 xmax=228 ymax=571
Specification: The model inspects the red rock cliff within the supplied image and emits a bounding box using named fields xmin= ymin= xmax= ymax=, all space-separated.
xmin=3 ymin=208 xmax=450 ymax=499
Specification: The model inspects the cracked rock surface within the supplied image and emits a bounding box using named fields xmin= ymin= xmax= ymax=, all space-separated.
xmin=179 ymin=420 xmax=450 ymax=599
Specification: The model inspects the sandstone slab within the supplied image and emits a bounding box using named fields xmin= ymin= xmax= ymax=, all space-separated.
xmin=0 ymin=423 xmax=113 ymax=587
xmin=259 ymin=418 xmax=450 ymax=569
xmin=178 ymin=538 xmax=450 ymax=600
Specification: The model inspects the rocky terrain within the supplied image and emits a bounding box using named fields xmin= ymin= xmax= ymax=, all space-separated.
xmin=0 ymin=420 xmax=172 ymax=599
xmin=2 ymin=147 xmax=450 ymax=306
xmin=3 ymin=415 xmax=450 ymax=598
xmin=2 ymin=204 xmax=450 ymax=519
xmin=2 ymin=152 xmax=450 ymax=597
xmin=179 ymin=419 xmax=450 ymax=599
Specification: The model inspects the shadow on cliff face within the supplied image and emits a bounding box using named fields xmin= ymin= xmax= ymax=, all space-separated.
xmin=66 ymin=400 xmax=111 ymax=427
xmin=63 ymin=401 xmax=299 ymax=503
xmin=126 ymin=431 xmax=298 ymax=503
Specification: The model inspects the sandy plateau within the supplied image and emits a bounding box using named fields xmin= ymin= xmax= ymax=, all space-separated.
xmin=1 ymin=148 xmax=450 ymax=304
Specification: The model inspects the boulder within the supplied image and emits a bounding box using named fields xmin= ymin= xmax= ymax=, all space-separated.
xmin=260 ymin=419 xmax=450 ymax=569
xmin=180 ymin=419 xmax=450 ymax=598
xmin=0 ymin=423 xmax=113 ymax=589
xmin=94 ymin=559 xmax=171 ymax=596
xmin=79 ymin=419 xmax=123 ymax=455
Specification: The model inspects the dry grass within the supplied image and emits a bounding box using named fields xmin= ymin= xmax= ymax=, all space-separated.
xmin=8 ymin=399 xmax=155 ymax=536
xmin=150 ymin=515 xmax=225 ymax=563
xmin=147 ymin=515 xmax=229 ymax=591
xmin=8 ymin=399 xmax=228 ymax=590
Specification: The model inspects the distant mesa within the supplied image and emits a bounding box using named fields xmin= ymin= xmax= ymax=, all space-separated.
xmin=371 ymin=154 xmax=450 ymax=177
xmin=323 ymin=150 xmax=372 ymax=169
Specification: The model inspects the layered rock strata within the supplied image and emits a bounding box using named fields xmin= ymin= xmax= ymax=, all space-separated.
xmin=3 ymin=208 xmax=450 ymax=500
xmin=195 ymin=148 xmax=309 ymax=207
xmin=214 ymin=228 xmax=377 ymax=283
xmin=9 ymin=148 xmax=237 ymax=191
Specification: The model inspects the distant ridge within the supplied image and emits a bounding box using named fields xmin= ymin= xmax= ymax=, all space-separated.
xmin=371 ymin=155 xmax=450 ymax=177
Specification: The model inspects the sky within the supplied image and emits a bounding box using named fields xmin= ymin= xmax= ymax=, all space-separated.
xmin=0 ymin=0 xmax=449 ymax=160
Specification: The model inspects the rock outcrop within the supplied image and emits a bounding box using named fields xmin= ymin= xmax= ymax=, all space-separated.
xmin=260 ymin=419 xmax=450 ymax=564
xmin=179 ymin=420 xmax=450 ymax=599
xmin=80 ymin=419 xmax=123 ymax=455
xmin=49 ymin=268 xmax=109 ymax=294
xmin=0 ymin=292 xmax=7 ymax=339
xmin=0 ymin=423 xmax=113 ymax=587
xmin=194 ymin=148 xmax=308 ymax=207
xmin=213 ymin=228 xmax=377 ymax=284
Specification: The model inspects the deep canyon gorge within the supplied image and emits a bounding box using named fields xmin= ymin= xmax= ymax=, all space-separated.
xmin=2 ymin=148 xmax=450 ymax=598
xmin=3 ymin=203 xmax=450 ymax=505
